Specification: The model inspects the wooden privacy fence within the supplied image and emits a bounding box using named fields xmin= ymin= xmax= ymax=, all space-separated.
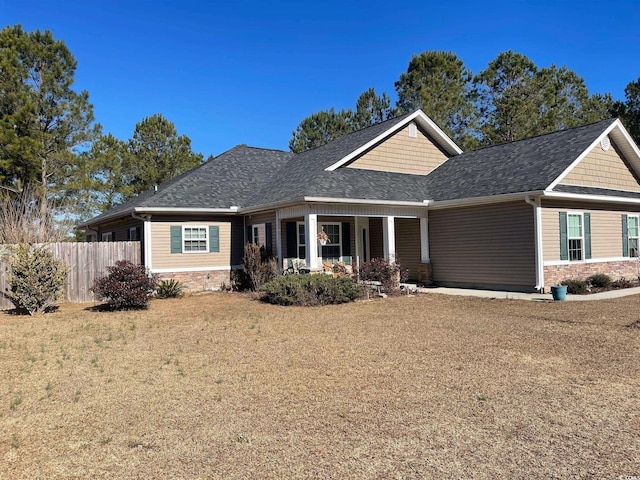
xmin=0 ymin=241 xmax=141 ymax=310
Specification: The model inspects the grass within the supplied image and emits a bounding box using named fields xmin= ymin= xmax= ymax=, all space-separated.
xmin=1 ymin=292 xmax=639 ymax=478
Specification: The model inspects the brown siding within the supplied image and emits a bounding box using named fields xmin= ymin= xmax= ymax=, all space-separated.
xmin=369 ymin=217 xmax=384 ymax=259
xmin=429 ymin=202 xmax=536 ymax=290
xmin=151 ymin=217 xmax=234 ymax=269
xmin=347 ymin=124 xmax=449 ymax=175
xmin=95 ymin=218 xmax=142 ymax=242
xmin=541 ymin=200 xmax=640 ymax=261
xmin=560 ymin=141 xmax=640 ymax=192
xmin=395 ymin=218 xmax=421 ymax=281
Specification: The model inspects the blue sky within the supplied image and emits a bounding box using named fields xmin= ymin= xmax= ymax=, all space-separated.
xmin=4 ymin=1 xmax=640 ymax=156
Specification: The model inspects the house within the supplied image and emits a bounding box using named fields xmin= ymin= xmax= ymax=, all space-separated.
xmin=79 ymin=110 xmax=640 ymax=293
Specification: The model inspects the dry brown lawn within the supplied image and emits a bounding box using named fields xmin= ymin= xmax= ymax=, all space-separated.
xmin=1 ymin=292 xmax=639 ymax=479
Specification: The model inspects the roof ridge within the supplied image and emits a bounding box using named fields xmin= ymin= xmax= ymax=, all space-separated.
xmin=466 ymin=118 xmax=616 ymax=154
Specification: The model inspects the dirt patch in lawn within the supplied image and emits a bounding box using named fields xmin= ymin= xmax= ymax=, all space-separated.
xmin=1 ymin=293 xmax=639 ymax=479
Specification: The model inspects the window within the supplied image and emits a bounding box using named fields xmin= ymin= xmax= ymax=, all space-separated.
xmin=567 ymin=213 xmax=583 ymax=261
xmin=628 ymin=215 xmax=639 ymax=257
xmin=297 ymin=222 xmax=306 ymax=259
xmin=101 ymin=232 xmax=113 ymax=242
xmin=183 ymin=227 xmax=208 ymax=252
xmin=251 ymin=223 xmax=266 ymax=246
xmin=320 ymin=223 xmax=341 ymax=261
xmin=128 ymin=227 xmax=139 ymax=241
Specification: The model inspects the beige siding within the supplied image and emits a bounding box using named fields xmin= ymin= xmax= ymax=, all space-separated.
xmin=429 ymin=202 xmax=535 ymax=289
xmin=560 ymin=142 xmax=640 ymax=192
xmin=541 ymin=200 xmax=640 ymax=261
xmin=347 ymin=124 xmax=448 ymax=175
xmin=394 ymin=218 xmax=421 ymax=281
xmin=151 ymin=220 xmax=233 ymax=269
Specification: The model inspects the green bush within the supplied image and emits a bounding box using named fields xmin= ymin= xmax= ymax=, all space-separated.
xmin=156 ymin=279 xmax=184 ymax=298
xmin=92 ymin=261 xmax=158 ymax=310
xmin=586 ymin=273 xmax=612 ymax=289
xmin=5 ymin=245 xmax=68 ymax=315
xmin=261 ymin=274 xmax=361 ymax=306
xmin=561 ymin=278 xmax=589 ymax=295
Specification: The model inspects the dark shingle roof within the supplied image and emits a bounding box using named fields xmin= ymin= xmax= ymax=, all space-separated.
xmin=421 ymin=119 xmax=616 ymax=201
xmin=85 ymin=114 xmax=621 ymax=226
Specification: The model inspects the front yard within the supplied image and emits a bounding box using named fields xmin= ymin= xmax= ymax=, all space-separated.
xmin=1 ymin=293 xmax=639 ymax=478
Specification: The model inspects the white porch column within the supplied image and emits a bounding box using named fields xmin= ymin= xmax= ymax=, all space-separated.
xmin=382 ymin=216 xmax=396 ymax=263
xmin=304 ymin=213 xmax=319 ymax=269
xmin=420 ymin=216 xmax=430 ymax=263
xmin=143 ymin=215 xmax=152 ymax=273
xmin=275 ymin=209 xmax=282 ymax=269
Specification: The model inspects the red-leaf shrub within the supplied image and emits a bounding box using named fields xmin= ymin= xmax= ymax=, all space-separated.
xmin=92 ymin=261 xmax=158 ymax=310
xmin=358 ymin=257 xmax=408 ymax=295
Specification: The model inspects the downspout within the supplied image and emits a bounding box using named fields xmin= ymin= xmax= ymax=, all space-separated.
xmin=131 ymin=212 xmax=152 ymax=274
xmin=525 ymin=195 xmax=544 ymax=292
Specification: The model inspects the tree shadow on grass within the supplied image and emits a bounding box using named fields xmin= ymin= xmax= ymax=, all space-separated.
xmin=84 ymin=303 xmax=148 ymax=313
xmin=2 ymin=305 xmax=60 ymax=316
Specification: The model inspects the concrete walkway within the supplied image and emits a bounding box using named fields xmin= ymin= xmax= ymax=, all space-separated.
xmin=412 ymin=285 xmax=640 ymax=301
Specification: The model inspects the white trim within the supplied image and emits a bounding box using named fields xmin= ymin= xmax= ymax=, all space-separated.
xmin=542 ymin=190 xmax=640 ymax=205
xmin=524 ymin=195 xmax=544 ymax=291
xmin=429 ymin=191 xmax=545 ymax=209
xmin=420 ymin=217 xmax=430 ymax=263
xmin=318 ymin=221 xmax=342 ymax=262
xmin=135 ymin=206 xmax=238 ymax=214
xmin=544 ymin=257 xmax=633 ymax=267
xmin=553 ymin=182 xmax=640 ymax=195
xmin=566 ymin=212 xmax=585 ymax=262
xmin=304 ymin=213 xmax=318 ymax=269
xmin=250 ymin=223 xmax=266 ymax=246
xmin=325 ymin=110 xmax=462 ymax=171
xmin=382 ymin=216 xmax=396 ymax=263
xmin=151 ymin=265 xmax=238 ymax=273
xmin=304 ymin=196 xmax=431 ymax=207
xmin=101 ymin=232 xmax=113 ymax=242
xmin=627 ymin=214 xmax=639 ymax=257
xmin=296 ymin=221 xmax=306 ymax=259
xmin=182 ymin=225 xmax=209 ymax=253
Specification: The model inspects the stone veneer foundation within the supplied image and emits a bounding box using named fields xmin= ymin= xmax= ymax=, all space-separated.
xmin=156 ymin=270 xmax=231 ymax=292
xmin=544 ymin=259 xmax=640 ymax=290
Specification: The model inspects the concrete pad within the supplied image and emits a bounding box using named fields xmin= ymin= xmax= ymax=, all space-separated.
xmin=412 ymin=285 xmax=640 ymax=302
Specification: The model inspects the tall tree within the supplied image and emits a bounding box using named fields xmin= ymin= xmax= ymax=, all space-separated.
xmin=395 ymin=51 xmax=477 ymax=148
xmin=0 ymin=25 xmax=100 ymax=212
xmin=126 ymin=114 xmax=203 ymax=196
xmin=351 ymin=88 xmax=393 ymax=131
xmin=473 ymin=51 xmax=539 ymax=144
xmin=289 ymin=107 xmax=353 ymax=153
xmin=612 ymin=77 xmax=640 ymax=145
xmin=290 ymin=88 xmax=394 ymax=153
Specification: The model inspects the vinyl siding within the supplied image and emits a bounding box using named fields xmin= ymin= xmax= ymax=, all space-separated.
xmin=347 ymin=123 xmax=448 ymax=175
xmin=394 ymin=218 xmax=421 ymax=281
xmin=429 ymin=201 xmax=535 ymax=289
xmin=280 ymin=216 xmax=355 ymax=260
xmin=151 ymin=218 xmax=234 ymax=270
xmin=541 ymin=200 xmax=640 ymax=261
xmin=245 ymin=211 xmax=276 ymax=249
xmin=95 ymin=218 xmax=142 ymax=242
xmin=559 ymin=141 xmax=640 ymax=192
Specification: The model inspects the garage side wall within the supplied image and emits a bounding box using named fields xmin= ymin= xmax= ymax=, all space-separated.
xmin=429 ymin=201 xmax=536 ymax=291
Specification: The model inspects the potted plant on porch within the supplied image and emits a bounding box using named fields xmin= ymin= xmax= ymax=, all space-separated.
xmin=317 ymin=230 xmax=329 ymax=246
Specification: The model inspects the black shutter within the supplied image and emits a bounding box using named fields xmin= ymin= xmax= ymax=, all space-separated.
xmin=265 ymin=223 xmax=273 ymax=254
xmin=341 ymin=222 xmax=351 ymax=256
xmin=136 ymin=226 xmax=141 ymax=241
xmin=245 ymin=225 xmax=252 ymax=244
xmin=286 ymin=222 xmax=297 ymax=258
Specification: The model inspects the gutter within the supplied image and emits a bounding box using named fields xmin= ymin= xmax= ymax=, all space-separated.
xmin=524 ymin=195 xmax=544 ymax=292
xmin=428 ymin=191 xmax=546 ymax=209
xmin=304 ymin=196 xmax=432 ymax=207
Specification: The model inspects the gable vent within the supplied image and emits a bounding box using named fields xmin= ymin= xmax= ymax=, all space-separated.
xmin=600 ymin=136 xmax=611 ymax=151
xmin=408 ymin=123 xmax=417 ymax=138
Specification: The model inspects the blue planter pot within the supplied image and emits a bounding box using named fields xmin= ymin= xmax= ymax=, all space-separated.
xmin=551 ymin=285 xmax=567 ymax=301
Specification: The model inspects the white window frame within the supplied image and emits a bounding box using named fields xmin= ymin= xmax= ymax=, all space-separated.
xmin=319 ymin=222 xmax=342 ymax=261
xmin=567 ymin=212 xmax=584 ymax=262
xmin=296 ymin=221 xmax=306 ymax=259
xmin=129 ymin=227 xmax=139 ymax=241
xmin=182 ymin=226 xmax=209 ymax=253
xmin=101 ymin=232 xmax=113 ymax=242
xmin=628 ymin=215 xmax=639 ymax=257
xmin=251 ymin=223 xmax=266 ymax=247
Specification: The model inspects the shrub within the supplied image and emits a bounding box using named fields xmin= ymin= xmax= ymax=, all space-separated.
xmin=237 ymin=243 xmax=278 ymax=291
xmin=561 ymin=278 xmax=588 ymax=295
xmin=4 ymin=245 xmax=68 ymax=315
xmin=92 ymin=260 xmax=158 ymax=310
xmin=613 ymin=277 xmax=636 ymax=289
xmin=261 ymin=274 xmax=361 ymax=306
xmin=358 ymin=257 xmax=408 ymax=295
xmin=156 ymin=279 xmax=184 ymax=299
xmin=586 ymin=273 xmax=612 ymax=289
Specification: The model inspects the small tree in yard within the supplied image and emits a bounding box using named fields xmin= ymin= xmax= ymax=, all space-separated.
xmin=236 ymin=243 xmax=278 ymax=291
xmin=92 ymin=260 xmax=158 ymax=310
xmin=4 ymin=245 xmax=68 ymax=315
